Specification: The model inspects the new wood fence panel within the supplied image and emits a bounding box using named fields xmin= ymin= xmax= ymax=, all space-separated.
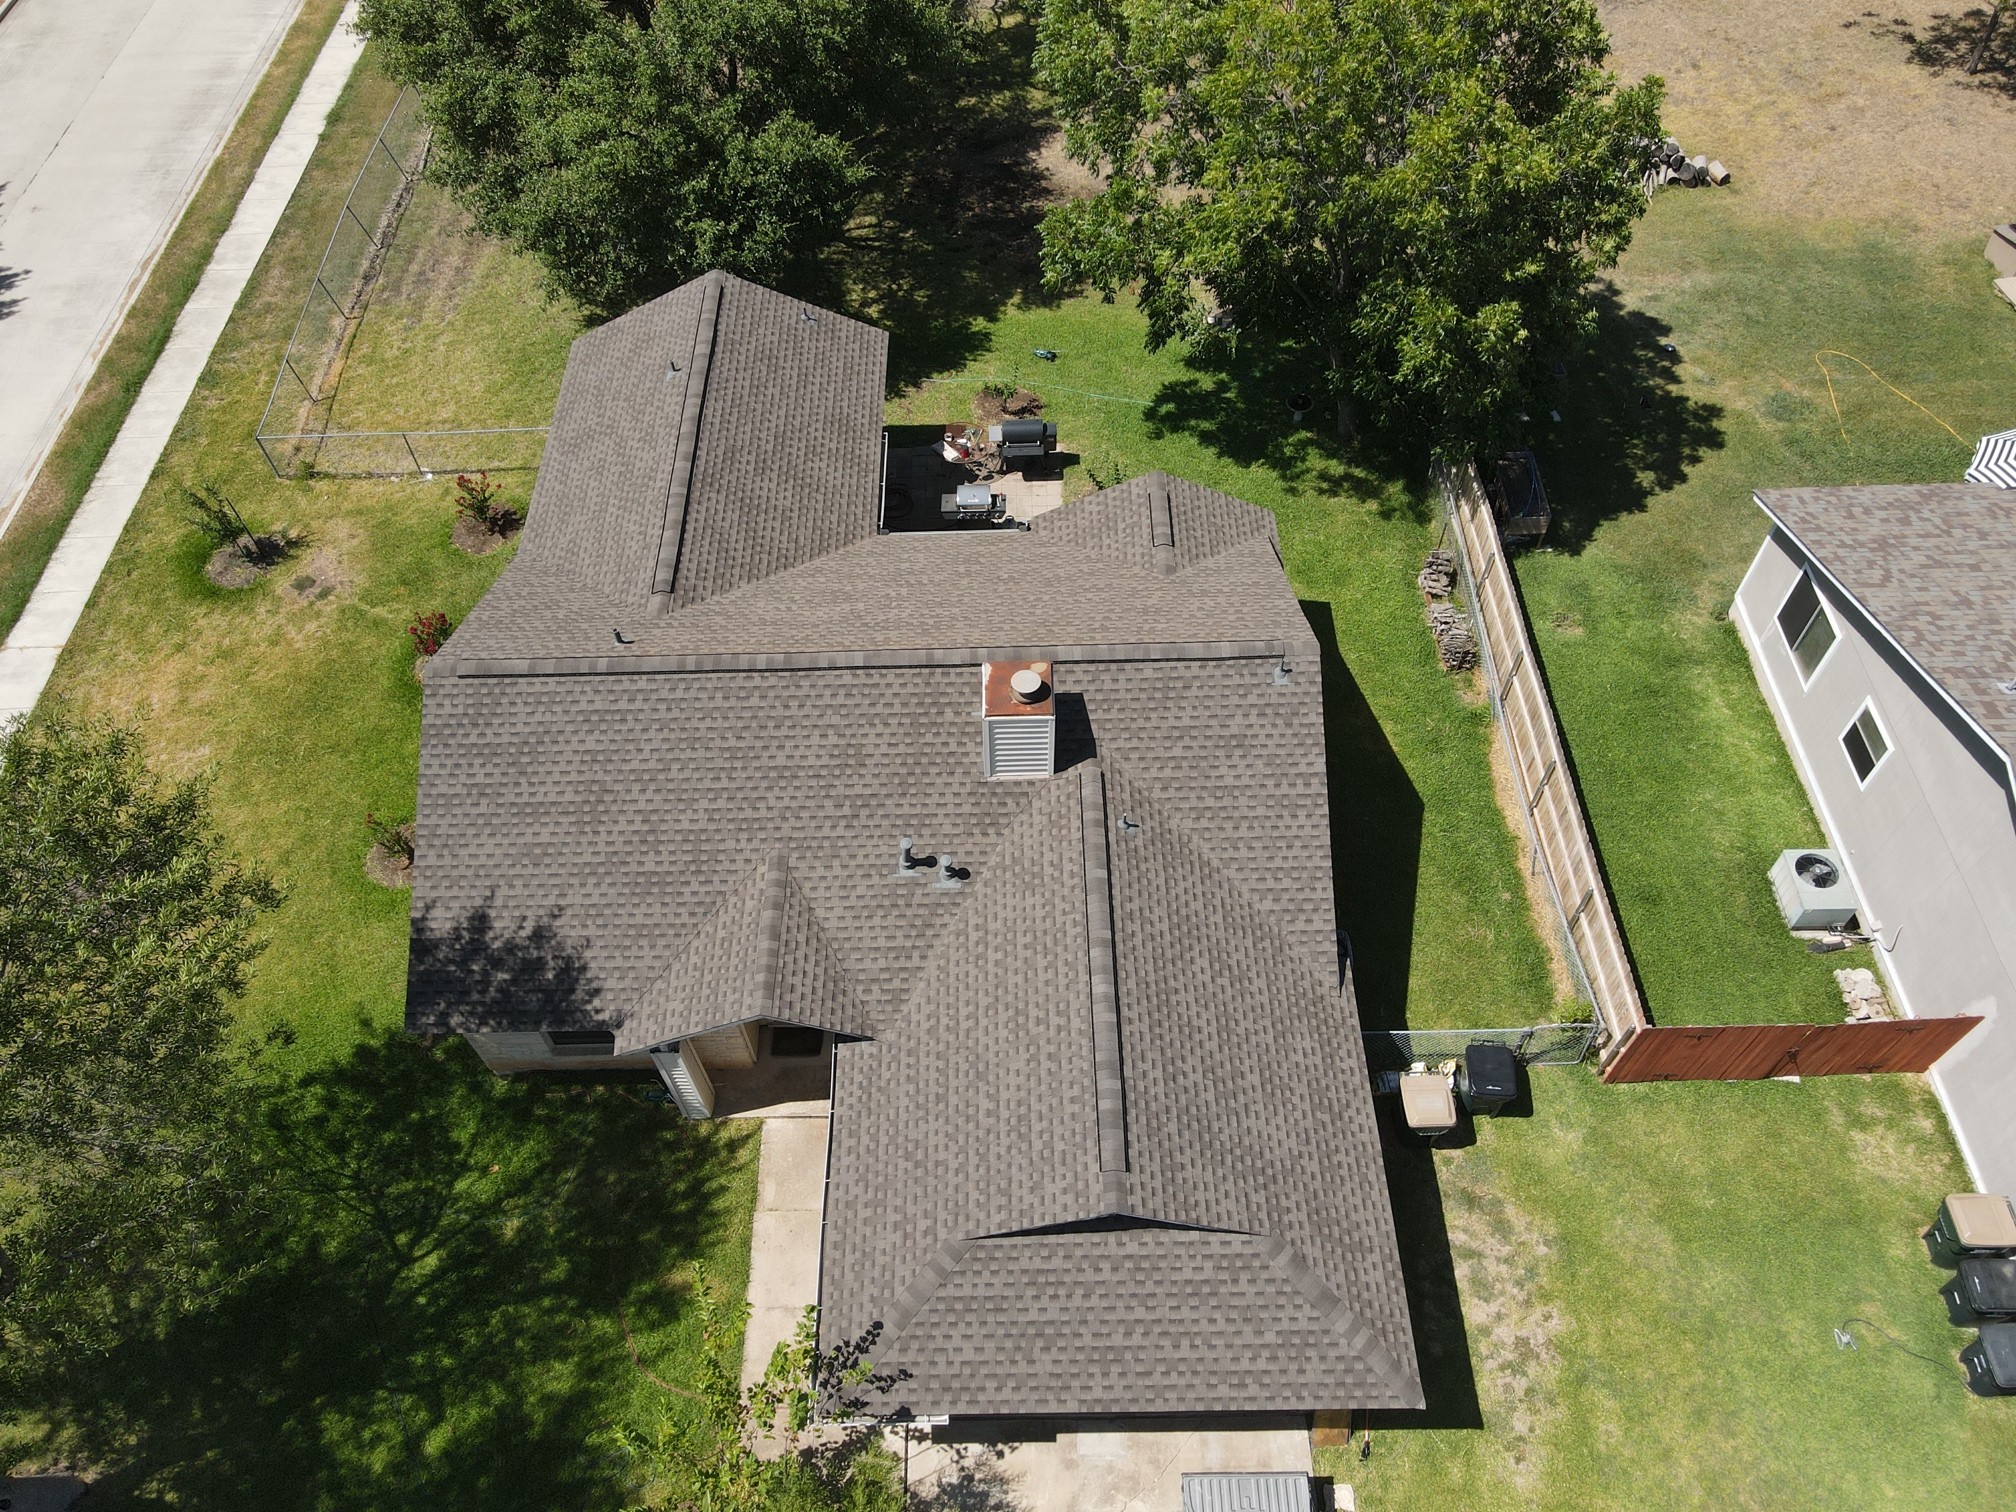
xmin=1602 ymin=1017 xmax=1981 ymax=1082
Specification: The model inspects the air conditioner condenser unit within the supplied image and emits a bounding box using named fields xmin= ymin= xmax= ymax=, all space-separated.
xmin=1769 ymin=847 xmax=1857 ymax=931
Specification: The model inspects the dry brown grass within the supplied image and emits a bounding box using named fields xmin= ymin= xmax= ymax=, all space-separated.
xmin=1602 ymin=0 xmax=2016 ymax=238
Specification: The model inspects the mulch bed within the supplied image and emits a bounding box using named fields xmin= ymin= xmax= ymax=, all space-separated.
xmin=452 ymin=512 xmax=521 ymax=556
xmin=365 ymin=834 xmax=415 ymax=890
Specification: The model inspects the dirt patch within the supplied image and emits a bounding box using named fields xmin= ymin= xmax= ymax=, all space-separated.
xmin=203 ymin=531 xmax=299 ymax=589
xmin=1601 ymin=0 xmax=2016 ymax=239
xmin=1487 ymin=720 xmax=1579 ymax=1006
xmin=452 ymin=513 xmax=520 ymax=556
xmin=281 ymin=546 xmax=350 ymax=603
xmin=1549 ymin=608 xmax=1586 ymax=636
xmin=365 ymin=840 xmax=414 ymax=889
xmin=973 ymin=387 xmax=1045 ymax=426
xmin=1439 ymin=1158 xmax=1566 ymax=1489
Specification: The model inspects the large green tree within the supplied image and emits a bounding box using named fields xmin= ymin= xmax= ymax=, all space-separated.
xmin=1037 ymin=0 xmax=1664 ymax=452
xmin=0 ymin=715 xmax=279 ymax=1388
xmin=359 ymin=0 xmax=965 ymax=315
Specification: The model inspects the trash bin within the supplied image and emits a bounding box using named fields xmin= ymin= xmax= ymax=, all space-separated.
xmin=1459 ymin=1042 xmax=1519 ymax=1115
xmin=1929 ymin=1194 xmax=2016 ymax=1266
xmin=1400 ymin=1071 xmax=1458 ymax=1140
xmin=1959 ymin=1258 xmax=2016 ymax=1320
xmin=1961 ymin=1323 xmax=2016 ymax=1395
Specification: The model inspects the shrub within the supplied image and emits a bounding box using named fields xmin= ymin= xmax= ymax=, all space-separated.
xmin=407 ymin=611 xmax=453 ymax=658
xmin=180 ymin=482 xmax=275 ymax=564
xmin=364 ymin=810 xmax=415 ymax=863
xmin=452 ymin=471 xmax=497 ymax=524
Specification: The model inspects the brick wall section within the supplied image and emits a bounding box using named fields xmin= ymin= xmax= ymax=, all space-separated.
xmin=1438 ymin=463 xmax=1650 ymax=1061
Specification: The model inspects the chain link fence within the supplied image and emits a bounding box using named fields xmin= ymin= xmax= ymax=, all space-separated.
xmin=254 ymin=90 xmax=551 ymax=480
xmin=1361 ymin=1022 xmax=1599 ymax=1074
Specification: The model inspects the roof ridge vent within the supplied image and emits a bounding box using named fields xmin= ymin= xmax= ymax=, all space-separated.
xmin=648 ymin=271 xmax=727 ymax=607
xmin=1149 ymin=482 xmax=1177 ymax=575
xmin=981 ymin=660 xmax=1056 ymax=779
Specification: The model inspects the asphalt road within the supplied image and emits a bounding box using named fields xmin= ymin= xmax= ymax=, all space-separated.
xmin=0 ymin=0 xmax=303 ymax=534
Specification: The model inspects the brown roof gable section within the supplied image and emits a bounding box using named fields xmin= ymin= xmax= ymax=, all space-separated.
xmin=407 ymin=271 xmax=1421 ymax=1417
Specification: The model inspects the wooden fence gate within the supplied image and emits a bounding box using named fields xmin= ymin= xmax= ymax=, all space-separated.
xmin=1602 ymin=1017 xmax=1981 ymax=1083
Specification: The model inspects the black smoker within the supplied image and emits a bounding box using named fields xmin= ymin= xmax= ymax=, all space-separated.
xmin=989 ymin=418 xmax=1059 ymax=468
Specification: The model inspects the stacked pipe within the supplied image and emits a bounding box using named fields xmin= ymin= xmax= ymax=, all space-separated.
xmin=1428 ymin=603 xmax=1479 ymax=671
xmin=1641 ymin=136 xmax=1729 ymax=192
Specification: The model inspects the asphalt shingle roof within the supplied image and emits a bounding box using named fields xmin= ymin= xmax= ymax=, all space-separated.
xmin=1757 ymin=484 xmax=2016 ymax=760
xmin=408 ymin=271 xmax=1419 ymax=1417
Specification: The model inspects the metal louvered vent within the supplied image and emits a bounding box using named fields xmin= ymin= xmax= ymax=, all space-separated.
xmin=981 ymin=660 xmax=1057 ymax=779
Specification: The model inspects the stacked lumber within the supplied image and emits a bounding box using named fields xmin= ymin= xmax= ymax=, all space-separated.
xmin=1417 ymin=549 xmax=1457 ymax=599
xmin=1642 ymin=136 xmax=1729 ymax=194
xmin=1428 ymin=603 xmax=1479 ymax=671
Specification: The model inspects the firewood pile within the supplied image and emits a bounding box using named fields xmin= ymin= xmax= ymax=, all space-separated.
xmin=1836 ymin=967 xmax=1895 ymax=1023
xmin=1643 ymin=137 xmax=1729 ymax=194
xmin=1428 ymin=603 xmax=1479 ymax=671
xmin=1417 ymin=549 xmax=1457 ymax=599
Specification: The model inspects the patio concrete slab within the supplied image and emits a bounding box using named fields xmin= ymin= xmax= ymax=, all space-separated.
xmin=900 ymin=1415 xmax=1318 ymax=1511
xmin=0 ymin=2 xmax=366 ymax=727
xmin=741 ymin=1113 xmax=829 ymax=1391
xmin=0 ymin=0 xmax=307 ymax=533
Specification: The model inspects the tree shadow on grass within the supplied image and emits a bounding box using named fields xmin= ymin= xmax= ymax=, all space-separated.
xmin=1859 ymin=9 xmax=2016 ymax=99
xmin=31 ymin=924 xmax=745 ymax=1511
xmin=1304 ymin=601 xmax=1423 ymax=1032
xmin=1531 ymin=281 xmax=1726 ymax=554
xmin=806 ymin=5 xmax=1067 ymax=393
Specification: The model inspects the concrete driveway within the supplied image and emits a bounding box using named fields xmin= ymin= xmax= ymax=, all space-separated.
xmin=0 ymin=0 xmax=304 ymax=531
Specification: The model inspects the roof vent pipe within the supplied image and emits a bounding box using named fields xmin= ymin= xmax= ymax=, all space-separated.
xmin=933 ymin=854 xmax=963 ymax=890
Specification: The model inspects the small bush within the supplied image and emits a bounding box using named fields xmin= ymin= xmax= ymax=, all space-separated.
xmin=452 ymin=471 xmax=498 ymax=524
xmin=978 ymin=379 xmax=1018 ymax=402
xmin=407 ymin=611 xmax=453 ymax=658
xmin=181 ymin=483 xmax=271 ymax=563
xmin=364 ymin=810 xmax=415 ymax=863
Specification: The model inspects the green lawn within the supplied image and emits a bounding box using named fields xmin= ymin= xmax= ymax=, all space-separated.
xmin=7 ymin=52 xmax=742 ymax=1508
xmin=1515 ymin=194 xmax=2012 ymax=1028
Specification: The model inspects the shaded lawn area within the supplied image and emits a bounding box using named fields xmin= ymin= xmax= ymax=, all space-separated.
xmin=1331 ymin=1066 xmax=2010 ymax=1509
xmin=1518 ymin=195 xmax=2014 ymax=1026
xmin=887 ymin=299 xmax=1563 ymax=1030
xmin=8 ymin=49 xmax=737 ymax=1508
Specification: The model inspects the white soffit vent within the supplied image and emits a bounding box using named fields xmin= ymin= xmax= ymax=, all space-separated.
xmin=981 ymin=660 xmax=1057 ymax=779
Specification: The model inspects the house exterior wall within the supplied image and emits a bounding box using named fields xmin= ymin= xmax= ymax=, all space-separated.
xmin=1734 ymin=527 xmax=2016 ymax=1192
xmin=461 ymin=1021 xmax=760 ymax=1076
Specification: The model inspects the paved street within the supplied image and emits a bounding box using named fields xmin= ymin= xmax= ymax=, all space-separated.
xmin=0 ymin=0 xmax=303 ymax=533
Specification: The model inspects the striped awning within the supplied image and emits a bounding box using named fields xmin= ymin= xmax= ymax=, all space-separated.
xmin=1966 ymin=428 xmax=2016 ymax=488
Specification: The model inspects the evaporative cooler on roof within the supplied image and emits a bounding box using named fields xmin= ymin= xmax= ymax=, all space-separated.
xmin=981 ymin=661 xmax=1056 ymax=778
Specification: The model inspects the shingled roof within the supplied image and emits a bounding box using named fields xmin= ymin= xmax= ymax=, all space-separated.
xmin=409 ymin=271 xmax=1420 ymax=1417
xmin=1756 ymin=484 xmax=2016 ymax=761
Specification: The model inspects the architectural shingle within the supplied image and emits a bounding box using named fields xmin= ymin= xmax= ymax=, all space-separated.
xmin=408 ymin=270 xmax=1420 ymax=1419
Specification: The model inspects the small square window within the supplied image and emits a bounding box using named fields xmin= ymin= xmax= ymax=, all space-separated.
xmin=545 ymin=1028 xmax=615 ymax=1056
xmin=1842 ymin=705 xmax=1889 ymax=783
xmin=1776 ymin=574 xmax=1836 ymax=682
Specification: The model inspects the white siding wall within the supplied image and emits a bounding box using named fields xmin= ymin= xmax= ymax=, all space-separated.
xmin=462 ymin=1031 xmax=656 ymax=1075
xmin=1734 ymin=529 xmax=2016 ymax=1192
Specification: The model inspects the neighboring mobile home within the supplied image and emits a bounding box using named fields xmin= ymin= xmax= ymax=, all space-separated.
xmin=1735 ymin=484 xmax=2016 ymax=1192
xmin=405 ymin=271 xmax=1423 ymax=1418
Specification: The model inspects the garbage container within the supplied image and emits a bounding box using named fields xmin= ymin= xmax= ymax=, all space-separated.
xmin=1459 ymin=1042 xmax=1519 ymax=1115
xmin=1959 ymin=1257 xmax=2016 ymax=1320
xmin=1961 ymin=1323 xmax=2016 ymax=1395
xmin=1929 ymin=1193 xmax=2016 ymax=1266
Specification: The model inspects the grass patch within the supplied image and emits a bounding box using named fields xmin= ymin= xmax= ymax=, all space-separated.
xmin=0 ymin=0 xmax=351 ymax=643
xmin=1515 ymin=198 xmax=2013 ymax=1026
xmin=888 ymin=299 xmax=1563 ymax=1030
xmin=1328 ymin=1066 xmax=2008 ymax=1508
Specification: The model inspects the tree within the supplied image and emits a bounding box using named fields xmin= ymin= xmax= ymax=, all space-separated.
xmin=0 ymin=714 xmax=281 ymax=1390
xmin=1037 ymin=0 xmax=1665 ymax=454
xmin=358 ymin=0 xmax=965 ymax=315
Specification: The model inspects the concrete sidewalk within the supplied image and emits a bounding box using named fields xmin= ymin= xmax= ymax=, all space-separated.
xmin=742 ymin=1115 xmax=830 ymax=1392
xmin=0 ymin=3 xmax=365 ymax=725
xmin=0 ymin=0 xmax=305 ymax=535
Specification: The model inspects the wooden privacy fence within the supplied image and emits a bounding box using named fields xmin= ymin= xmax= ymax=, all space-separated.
xmin=1603 ymin=1016 xmax=1982 ymax=1082
xmin=1438 ymin=462 xmax=1651 ymax=1061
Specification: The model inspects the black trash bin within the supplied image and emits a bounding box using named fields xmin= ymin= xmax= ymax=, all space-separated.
xmin=1929 ymin=1193 xmax=2016 ymax=1266
xmin=1459 ymin=1042 xmax=1519 ymax=1115
xmin=1959 ymin=1257 xmax=2016 ymax=1320
xmin=1962 ymin=1323 xmax=2016 ymax=1395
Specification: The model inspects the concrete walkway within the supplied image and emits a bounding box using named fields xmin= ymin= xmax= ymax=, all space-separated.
xmin=0 ymin=0 xmax=308 ymax=534
xmin=0 ymin=3 xmax=366 ymax=726
xmin=741 ymin=1114 xmax=830 ymax=1392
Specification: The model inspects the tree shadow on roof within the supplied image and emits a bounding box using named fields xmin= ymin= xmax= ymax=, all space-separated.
xmin=804 ymin=5 xmax=1068 ymax=394
xmin=405 ymin=901 xmax=605 ymax=1032
xmin=1525 ymin=281 xmax=1725 ymax=555
xmin=1303 ymin=601 xmax=1422 ymax=1032
xmin=29 ymin=1019 xmax=747 ymax=1511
